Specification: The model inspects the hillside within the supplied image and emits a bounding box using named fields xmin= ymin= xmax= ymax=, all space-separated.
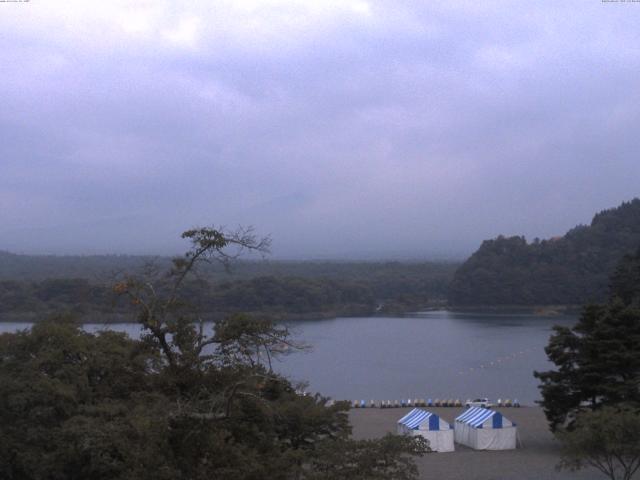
xmin=449 ymin=199 xmax=640 ymax=306
xmin=0 ymin=253 xmax=458 ymax=321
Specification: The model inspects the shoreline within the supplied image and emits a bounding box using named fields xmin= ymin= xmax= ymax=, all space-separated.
xmin=0 ymin=304 xmax=582 ymax=324
xmin=349 ymin=407 xmax=600 ymax=480
xmin=442 ymin=305 xmax=582 ymax=316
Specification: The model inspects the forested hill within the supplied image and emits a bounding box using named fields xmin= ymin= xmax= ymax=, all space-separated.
xmin=0 ymin=253 xmax=458 ymax=320
xmin=449 ymin=198 xmax=640 ymax=306
xmin=0 ymin=251 xmax=154 ymax=281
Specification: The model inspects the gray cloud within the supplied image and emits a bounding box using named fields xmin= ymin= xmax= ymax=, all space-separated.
xmin=1 ymin=1 xmax=639 ymax=258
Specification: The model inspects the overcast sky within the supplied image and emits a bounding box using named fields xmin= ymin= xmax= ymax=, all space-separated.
xmin=1 ymin=0 xmax=639 ymax=259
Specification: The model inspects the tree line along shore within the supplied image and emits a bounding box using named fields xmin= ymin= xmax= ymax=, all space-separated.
xmin=2 ymin=211 xmax=640 ymax=480
xmin=0 ymin=260 xmax=455 ymax=322
xmin=1 ymin=198 xmax=639 ymax=322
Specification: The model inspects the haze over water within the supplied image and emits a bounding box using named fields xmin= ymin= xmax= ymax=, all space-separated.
xmin=0 ymin=311 xmax=575 ymax=405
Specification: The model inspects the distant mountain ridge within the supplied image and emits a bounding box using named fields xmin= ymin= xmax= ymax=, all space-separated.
xmin=449 ymin=199 xmax=640 ymax=306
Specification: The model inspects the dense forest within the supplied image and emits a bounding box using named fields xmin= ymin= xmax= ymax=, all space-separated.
xmin=0 ymin=228 xmax=429 ymax=479
xmin=0 ymin=254 xmax=457 ymax=321
xmin=535 ymin=245 xmax=640 ymax=430
xmin=5 ymin=198 xmax=640 ymax=316
xmin=449 ymin=199 xmax=640 ymax=306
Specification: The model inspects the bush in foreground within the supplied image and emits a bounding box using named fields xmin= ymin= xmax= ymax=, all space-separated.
xmin=1 ymin=226 xmax=428 ymax=480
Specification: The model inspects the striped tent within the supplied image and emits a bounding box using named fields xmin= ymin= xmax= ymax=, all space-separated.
xmin=454 ymin=407 xmax=516 ymax=450
xmin=397 ymin=408 xmax=454 ymax=452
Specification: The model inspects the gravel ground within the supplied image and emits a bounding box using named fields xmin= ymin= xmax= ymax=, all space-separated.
xmin=349 ymin=407 xmax=606 ymax=480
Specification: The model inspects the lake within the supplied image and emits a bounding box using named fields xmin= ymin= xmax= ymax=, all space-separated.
xmin=0 ymin=310 xmax=577 ymax=405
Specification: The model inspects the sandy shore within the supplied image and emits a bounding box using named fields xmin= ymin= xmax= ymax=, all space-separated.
xmin=349 ymin=407 xmax=604 ymax=480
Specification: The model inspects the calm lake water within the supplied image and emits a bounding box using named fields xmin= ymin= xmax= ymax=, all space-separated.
xmin=0 ymin=311 xmax=577 ymax=405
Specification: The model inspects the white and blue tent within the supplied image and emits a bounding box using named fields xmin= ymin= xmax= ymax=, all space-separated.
xmin=454 ymin=407 xmax=516 ymax=450
xmin=397 ymin=408 xmax=454 ymax=452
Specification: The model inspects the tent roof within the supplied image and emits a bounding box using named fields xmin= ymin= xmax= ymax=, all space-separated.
xmin=455 ymin=407 xmax=512 ymax=428
xmin=398 ymin=408 xmax=441 ymax=430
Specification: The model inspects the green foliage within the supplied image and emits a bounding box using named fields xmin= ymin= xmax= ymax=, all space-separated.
xmin=0 ymin=251 xmax=154 ymax=281
xmin=0 ymin=315 xmax=427 ymax=479
xmin=535 ymin=248 xmax=640 ymax=431
xmin=557 ymin=406 xmax=640 ymax=480
xmin=303 ymin=434 xmax=430 ymax=480
xmin=0 ymin=278 xmax=114 ymax=317
xmin=535 ymin=303 xmax=640 ymax=430
xmin=0 ymin=317 xmax=165 ymax=480
xmin=610 ymin=247 xmax=640 ymax=308
xmin=0 ymin=219 xmax=455 ymax=324
xmin=207 ymin=276 xmax=376 ymax=316
xmin=450 ymin=198 xmax=640 ymax=305
xmin=0 ymin=262 xmax=457 ymax=321
xmin=0 ymin=227 xmax=429 ymax=479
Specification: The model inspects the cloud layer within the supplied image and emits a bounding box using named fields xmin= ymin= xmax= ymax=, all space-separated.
xmin=1 ymin=0 xmax=639 ymax=258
